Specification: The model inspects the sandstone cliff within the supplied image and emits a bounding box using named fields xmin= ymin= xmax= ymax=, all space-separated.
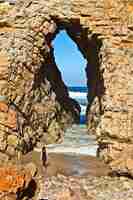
xmin=0 ymin=0 xmax=133 ymax=179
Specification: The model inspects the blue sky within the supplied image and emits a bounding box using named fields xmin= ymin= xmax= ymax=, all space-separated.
xmin=52 ymin=30 xmax=87 ymax=87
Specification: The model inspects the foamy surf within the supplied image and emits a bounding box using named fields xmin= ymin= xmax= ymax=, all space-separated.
xmin=69 ymin=86 xmax=88 ymax=123
xmin=69 ymin=91 xmax=87 ymax=99
xmin=47 ymin=145 xmax=97 ymax=156
xmin=47 ymin=125 xmax=98 ymax=156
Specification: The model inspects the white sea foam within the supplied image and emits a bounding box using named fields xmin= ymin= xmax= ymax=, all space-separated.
xmin=47 ymin=124 xmax=97 ymax=156
xmin=69 ymin=91 xmax=87 ymax=99
xmin=69 ymin=91 xmax=87 ymax=116
xmin=47 ymin=145 xmax=97 ymax=156
xmin=81 ymin=105 xmax=86 ymax=115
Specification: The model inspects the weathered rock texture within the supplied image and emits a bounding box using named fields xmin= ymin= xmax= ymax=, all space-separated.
xmin=0 ymin=0 xmax=133 ymax=177
xmin=0 ymin=163 xmax=36 ymax=199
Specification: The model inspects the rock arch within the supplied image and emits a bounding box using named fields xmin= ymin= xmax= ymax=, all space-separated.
xmin=0 ymin=0 xmax=133 ymax=177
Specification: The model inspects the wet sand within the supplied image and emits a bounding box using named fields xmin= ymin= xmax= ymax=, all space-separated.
xmin=45 ymin=153 xmax=110 ymax=177
xmin=21 ymin=150 xmax=110 ymax=178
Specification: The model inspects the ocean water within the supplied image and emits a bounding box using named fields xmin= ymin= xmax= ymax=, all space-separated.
xmin=69 ymin=86 xmax=87 ymax=124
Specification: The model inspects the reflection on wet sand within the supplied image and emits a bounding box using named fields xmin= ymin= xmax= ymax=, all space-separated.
xmin=46 ymin=153 xmax=110 ymax=177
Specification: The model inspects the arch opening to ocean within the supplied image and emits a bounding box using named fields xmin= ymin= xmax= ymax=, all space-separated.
xmin=52 ymin=30 xmax=87 ymax=124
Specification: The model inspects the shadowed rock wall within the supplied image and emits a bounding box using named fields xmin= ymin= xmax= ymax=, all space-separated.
xmin=0 ymin=0 xmax=133 ymax=177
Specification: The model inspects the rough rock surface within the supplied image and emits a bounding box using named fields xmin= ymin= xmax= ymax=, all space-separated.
xmin=0 ymin=0 xmax=133 ymax=177
xmin=0 ymin=163 xmax=36 ymax=200
xmin=41 ymin=174 xmax=133 ymax=200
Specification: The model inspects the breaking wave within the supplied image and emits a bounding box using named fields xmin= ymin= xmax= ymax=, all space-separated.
xmin=69 ymin=87 xmax=87 ymax=124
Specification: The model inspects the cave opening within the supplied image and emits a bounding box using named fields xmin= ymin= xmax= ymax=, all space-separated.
xmin=45 ymin=18 xmax=104 ymax=155
xmin=52 ymin=29 xmax=87 ymax=124
xmin=41 ymin=17 xmax=105 ymax=138
xmin=44 ymin=18 xmax=104 ymax=128
xmin=42 ymin=18 xmax=106 ymax=159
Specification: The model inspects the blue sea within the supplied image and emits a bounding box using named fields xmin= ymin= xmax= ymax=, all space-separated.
xmin=68 ymin=87 xmax=87 ymax=124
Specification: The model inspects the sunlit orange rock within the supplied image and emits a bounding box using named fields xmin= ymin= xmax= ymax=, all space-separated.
xmin=0 ymin=166 xmax=32 ymax=193
xmin=0 ymin=102 xmax=8 ymax=113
